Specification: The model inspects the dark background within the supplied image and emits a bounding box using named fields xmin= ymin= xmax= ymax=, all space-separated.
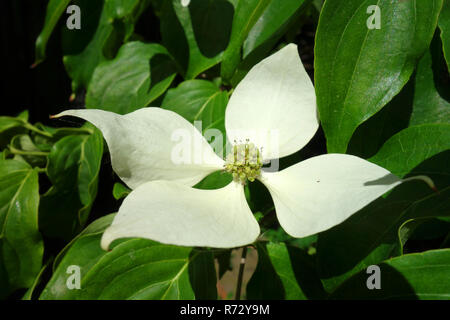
xmin=1 ymin=0 xmax=161 ymax=122
xmin=2 ymin=0 xmax=71 ymax=121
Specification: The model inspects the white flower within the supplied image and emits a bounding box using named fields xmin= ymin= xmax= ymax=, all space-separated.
xmin=55 ymin=44 xmax=420 ymax=249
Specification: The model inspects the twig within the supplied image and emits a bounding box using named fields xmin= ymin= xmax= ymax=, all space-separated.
xmin=235 ymin=247 xmax=248 ymax=300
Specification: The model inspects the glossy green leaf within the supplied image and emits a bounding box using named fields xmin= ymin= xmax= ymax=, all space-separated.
xmin=0 ymin=160 xmax=43 ymax=298
xmin=39 ymin=124 xmax=103 ymax=240
xmin=409 ymin=34 xmax=450 ymax=126
xmin=315 ymin=0 xmax=443 ymax=153
xmin=62 ymin=0 xmax=150 ymax=92
xmin=34 ymin=0 xmax=71 ymax=66
xmin=347 ymin=33 xmax=450 ymax=158
xmin=330 ymin=249 xmax=450 ymax=299
xmin=346 ymin=79 xmax=414 ymax=159
xmin=369 ymin=124 xmax=450 ymax=177
xmin=40 ymin=216 xmax=217 ymax=300
xmin=160 ymin=0 xmax=234 ymax=79
xmin=242 ymin=0 xmax=308 ymax=58
xmin=161 ymin=79 xmax=228 ymax=137
xmin=247 ymin=242 xmax=325 ymax=299
xmin=86 ymin=41 xmax=176 ymax=114
xmin=439 ymin=0 xmax=450 ymax=71
xmin=221 ymin=0 xmax=271 ymax=82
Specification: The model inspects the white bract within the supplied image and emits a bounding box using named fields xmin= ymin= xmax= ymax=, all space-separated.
xmin=55 ymin=44 xmax=424 ymax=249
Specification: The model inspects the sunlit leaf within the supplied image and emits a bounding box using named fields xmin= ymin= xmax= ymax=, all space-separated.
xmin=0 ymin=160 xmax=43 ymax=298
xmin=315 ymin=0 xmax=442 ymax=152
xmin=86 ymin=41 xmax=176 ymax=114
xmin=40 ymin=216 xmax=217 ymax=300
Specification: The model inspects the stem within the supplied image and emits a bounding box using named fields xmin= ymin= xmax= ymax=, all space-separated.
xmin=235 ymin=247 xmax=248 ymax=300
xmin=9 ymin=147 xmax=49 ymax=157
xmin=24 ymin=123 xmax=53 ymax=138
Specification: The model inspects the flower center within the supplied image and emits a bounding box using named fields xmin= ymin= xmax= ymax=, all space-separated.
xmin=224 ymin=140 xmax=263 ymax=185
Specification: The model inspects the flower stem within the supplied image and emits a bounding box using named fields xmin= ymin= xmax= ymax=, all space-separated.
xmin=24 ymin=123 xmax=53 ymax=138
xmin=9 ymin=147 xmax=49 ymax=157
xmin=235 ymin=247 xmax=248 ymax=300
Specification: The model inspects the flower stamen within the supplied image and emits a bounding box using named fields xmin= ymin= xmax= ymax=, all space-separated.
xmin=224 ymin=140 xmax=263 ymax=185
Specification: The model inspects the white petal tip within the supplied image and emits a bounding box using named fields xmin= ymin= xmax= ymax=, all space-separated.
xmin=49 ymin=110 xmax=77 ymax=119
xmin=100 ymin=230 xmax=114 ymax=251
xmin=402 ymin=175 xmax=437 ymax=192
xmin=49 ymin=112 xmax=64 ymax=119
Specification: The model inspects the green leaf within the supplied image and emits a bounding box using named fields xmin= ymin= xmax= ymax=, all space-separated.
xmin=0 ymin=111 xmax=29 ymax=148
xmin=194 ymin=170 xmax=233 ymax=190
xmin=346 ymin=79 xmax=414 ymax=159
xmin=22 ymin=259 xmax=52 ymax=300
xmin=315 ymin=0 xmax=443 ymax=153
xmin=221 ymin=0 xmax=271 ymax=82
xmin=319 ymin=125 xmax=450 ymax=293
xmin=318 ymin=182 xmax=450 ymax=294
xmin=330 ymin=249 xmax=450 ymax=299
xmin=161 ymin=79 xmax=229 ymax=137
xmin=52 ymin=214 xmax=116 ymax=272
xmin=34 ymin=0 xmax=71 ymax=66
xmin=347 ymin=33 xmax=450 ymax=158
xmin=398 ymin=217 xmax=450 ymax=255
xmin=40 ymin=217 xmax=217 ymax=300
xmin=242 ymin=0 xmax=308 ymax=58
xmin=9 ymin=134 xmax=48 ymax=167
xmin=0 ymin=160 xmax=43 ymax=298
xmin=247 ymin=242 xmax=325 ymax=299
xmin=409 ymin=34 xmax=450 ymax=126
xmin=86 ymin=41 xmax=177 ymax=114
xmin=160 ymin=0 xmax=235 ymax=79
xmin=0 ymin=112 xmax=28 ymax=134
xmin=112 ymin=182 xmax=130 ymax=200
xmin=62 ymin=0 xmax=150 ymax=92
xmin=39 ymin=124 xmax=103 ymax=240
xmin=31 ymin=124 xmax=95 ymax=153
xmin=438 ymin=0 xmax=450 ymax=71
xmin=369 ymin=124 xmax=450 ymax=178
